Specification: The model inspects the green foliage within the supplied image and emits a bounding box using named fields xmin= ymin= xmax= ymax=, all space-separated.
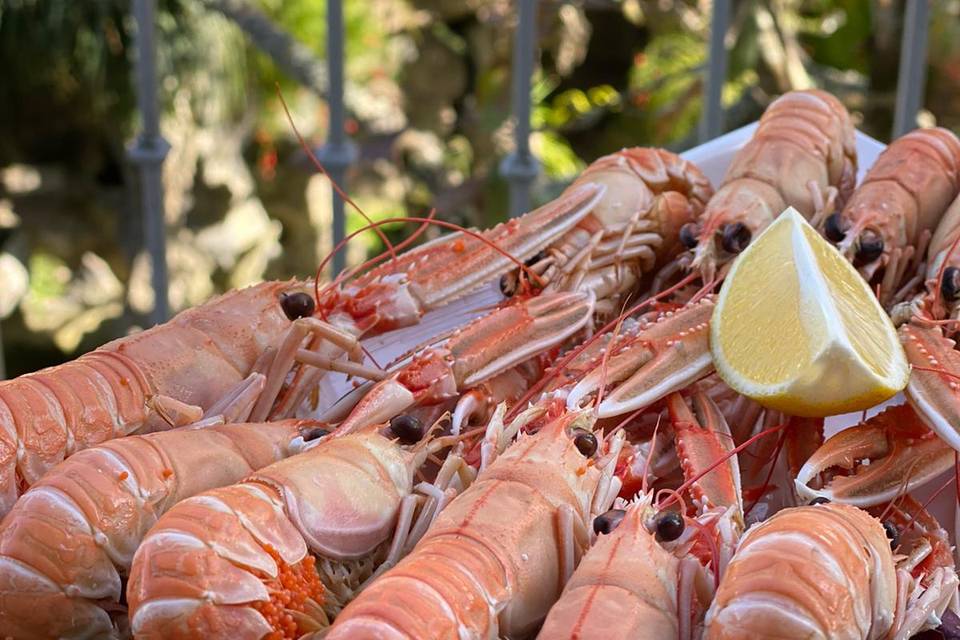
xmin=0 ymin=0 xmax=140 ymax=164
xmin=253 ymin=0 xmax=398 ymax=137
xmin=628 ymin=31 xmax=705 ymax=144
xmin=798 ymin=0 xmax=873 ymax=74
xmin=534 ymin=131 xmax=585 ymax=180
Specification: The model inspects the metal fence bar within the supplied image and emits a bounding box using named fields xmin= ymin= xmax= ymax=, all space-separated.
xmin=316 ymin=0 xmax=356 ymax=277
xmin=500 ymin=0 xmax=541 ymax=218
xmin=128 ymin=0 xmax=170 ymax=325
xmin=892 ymin=0 xmax=930 ymax=138
xmin=699 ymin=0 xmax=731 ymax=143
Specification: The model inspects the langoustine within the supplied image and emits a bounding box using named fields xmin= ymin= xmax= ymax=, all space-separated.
xmin=821 ymin=126 xmax=960 ymax=303
xmin=126 ymin=420 xmax=468 ymax=639
xmin=0 ymin=420 xmax=311 ymax=639
xmin=536 ymin=495 xmax=733 ymax=640
xmin=689 ymin=89 xmax=856 ymax=281
xmin=537 ymin=390 xmax=746 ymax=640
xmin=890 ymin=192 xmax=960 ymax=451
xmin=0 ymin=178 xmax=607 ymax=520
xmin=704 ymin=502 xmax=957 ymax=640
xmin=795 ymin=403 xmax=954 ymax=507
xmin=536 ymin=499 xmax=690 ymax=640
xmin=323 ymin=407 xmax=624 ymax=639
xmin=0 ymin=280 xmax=311 ymax=517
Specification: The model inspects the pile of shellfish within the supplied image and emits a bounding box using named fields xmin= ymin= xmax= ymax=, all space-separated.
xmin=1 ymin=90 xmax=960 ymax=640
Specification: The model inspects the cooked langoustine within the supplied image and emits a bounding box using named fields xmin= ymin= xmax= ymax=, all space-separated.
xmin=330 ymin=147 xmax=713 ymax=435
xmin=537 ymin=497 xmax=689 ymax=640
xmin=795 ymin=403 xmax=954 ymax=507
xmin=268 ymin=183 xmax=610 ymax=422
xmin=562 ymin=297 xmax=716 ymax=419
xmin=126 ymin=421 xmax=467 ymax=639
xmin=323 ymin=407 xmax=624 ymax=639
xmin=0 ymin=420 xmax=310 ymax=639
xmin=527 ymin=147 xmax=713 ymax=305
xmin=704 ymin=502 xmax=957 ymax=640
xmin=536 ymin=496 xmax=728 ymax=640
xmin=690 ymin=90 xmax=856 ymax=281
xmin=537 ymin=389 xmax=746 ymax=640
xmin=0 ymin=281 xmax=312 ymax=517
xmin=822 ymin=127 xmax=960 ymax=302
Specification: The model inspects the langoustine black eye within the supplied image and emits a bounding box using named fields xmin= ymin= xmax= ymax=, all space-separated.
xmin=679 ymin=223 xmax=699 ymax=249
xmin=883 ymin=520 xmax=899 ymax=550
xmin=854 ymin=230 xmax=884 ymax=266
xmin=389 ymin=414 xmax=425 ymax=444
xmin=941 ymin=267 xmax=960 ymax=302
xmin=823 ymin=213 xmax=847 ymax=243
xmin=280 ymin=291 xmax=316 ymax=320
xmin=654 ymin=511 xmax=685 ymax=542
xmin=573 ymin=430 xmax=598 ymax=457
xmin=593 ymin=509 xmax=626 ymax=535
xmin=720 ymin=222 xmax=751 ymax=254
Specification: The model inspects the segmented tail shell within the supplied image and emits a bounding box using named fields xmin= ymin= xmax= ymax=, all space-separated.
xmin=0 ymin=421 xmax=304 ymax=639
xmin=692 ymin=90 xmax=856 ymax=279
xmin=128 ymin=431 xmax=420 ymax=639
xmin=705 ymin=503 xmax=895 ymax=639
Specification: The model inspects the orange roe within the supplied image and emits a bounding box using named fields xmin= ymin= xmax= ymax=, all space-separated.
xmin=161 ymin=468 xmax=173 ymax=479
xmin=453 ymin=239 xmax=465 ymax=252
xmin=251 ymin=545 xmax=325 ymax=640
xmin=118 ymin=471 xmax=129 ymax=481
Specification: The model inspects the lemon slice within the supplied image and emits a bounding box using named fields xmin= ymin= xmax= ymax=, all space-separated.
xmin=710 ymin=207 xmax=908 ymax=417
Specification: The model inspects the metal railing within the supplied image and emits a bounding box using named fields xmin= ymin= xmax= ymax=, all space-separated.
xmin=0 ymin=0 xmax=934 ymax=380
xmin=129 ymin=0 xmax=171 ymax=327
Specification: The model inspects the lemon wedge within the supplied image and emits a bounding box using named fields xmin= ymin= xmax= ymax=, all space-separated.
xmin=710 ymin=207 xmax=908 ymax=417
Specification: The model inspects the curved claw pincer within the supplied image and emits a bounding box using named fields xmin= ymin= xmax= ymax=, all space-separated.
xmin=795 ymin=404 xmax=953 ymax=507
xmin=565 ymin=297 xmax=715 ymax=418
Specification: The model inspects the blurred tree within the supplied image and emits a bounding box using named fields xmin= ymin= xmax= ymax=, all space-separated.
xmin=1 ymin=0 xmax=960 ymax=375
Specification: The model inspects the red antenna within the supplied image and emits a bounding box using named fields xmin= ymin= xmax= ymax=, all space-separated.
xmin=275 ymin=84 xmax=399 ymax=274
xmin=311 ymin=214 xmax=546 ymax=306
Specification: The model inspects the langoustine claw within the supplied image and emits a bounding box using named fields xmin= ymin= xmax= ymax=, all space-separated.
xmin=795 ymin=404 xmax=954 ymax=507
